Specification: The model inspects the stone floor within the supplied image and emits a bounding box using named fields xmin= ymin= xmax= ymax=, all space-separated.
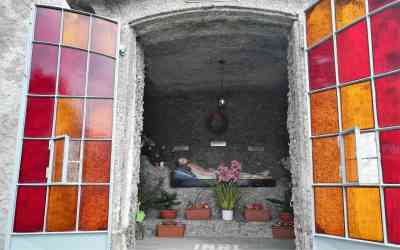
xmin=136 ymin=237 xmax=295 ymax=250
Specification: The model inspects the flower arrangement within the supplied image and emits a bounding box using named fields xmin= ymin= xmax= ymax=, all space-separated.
xmin=214 ymin=160 xmax=241 ymax=220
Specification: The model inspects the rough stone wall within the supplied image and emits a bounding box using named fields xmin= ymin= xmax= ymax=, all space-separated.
xmin=143 ymin=89 xmax=289 ymax=175
xmin=0 ymin=1 xmax=68 ymax=249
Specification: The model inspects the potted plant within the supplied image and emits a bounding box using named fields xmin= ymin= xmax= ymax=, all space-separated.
xmin=155 ymin=190 xmax=181 ymax=219
xmin=244 ymin=203 xmax=272 ymax=222
xmin=271 ymin=222 xmax=295 ymax=239
xmin=266 ymin=188 xmax=294 ymax=224
xmin=156 ymin=221 xmax=186 ymax=238
xmin=214 ymin=160 xmax=241 ymax=221
xmin=185 ymin=192 xmax=211 ymax=220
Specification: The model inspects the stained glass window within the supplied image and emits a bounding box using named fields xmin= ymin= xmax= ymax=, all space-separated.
xmin=335 ymin=0 xmax=365 ymax=30
xmin=310 ymin=89 xmax=339 ymax=135
xmin=306 ymin=0 xmax=333 ymax=47
xmin=347 ymin=188 xmax=383 ymax=242
xmin=371 ymin=5 xmax=400 ymax=74
xmin=314 ymin=187 xmax=345 ymax=236
xmin=12 ymin=7 xmax=117 ymax=235
xmin=340 ymin=81 xmax=374 ymax=130
xmin=307 ymin=0 xmax=400 ymax=247
xmin=308 ymin=39 xmax=336 ymax=90
xmin=312 ymin=137 xmax=341 ymax=183
xmin=337 ymin=21 xmax=370 ymax=83
xmin=375 ymin=72 xmax=400 ymax=127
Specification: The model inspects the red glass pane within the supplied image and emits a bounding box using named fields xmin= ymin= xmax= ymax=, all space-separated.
xmin=87 ymin=54 xmax=115 ymax=97
xmin=371 ymin=6 xmax=400 ymax=74
xmin=380 ymin=130 xmax=400 ymax=183
xmin=375 ymin=72 xmax=400 ymax=127
xmin=34 ymin=7 xmax=61 ymax=43
xmin=19 ymin=140 xmax=49 ymax=183
xmin=308 ymin=39 xmax=336 ymax=90
xmin=337 ymin=21 xmax=370 ymax=83
xmin=29 ymin=44 xmax=58 ymax=94
xmin=83 ymin=141 xmax=111 ymax=183
xmin=79 ymin=186 xmax=109 ymax=231
xmin=24 ymin=97 xmax=54 ymax=137
xmin=59 ymin=48 xmax=87 ymax=96
xmin=91 ymin=18 xmax=118 ymax=57
xmin=14 ymin=186 xmax=46 ymax=232
xmin=385 ymin=188 xmax=400 ymax=244
xmin=85 ymin=99 xmax=113 ymax=138
xmin=369 ymin=0 xmax=396 ymax=11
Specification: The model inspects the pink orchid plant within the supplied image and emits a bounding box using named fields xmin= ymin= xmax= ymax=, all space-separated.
xmin=216 ymin=160 xmax=241 ymax=183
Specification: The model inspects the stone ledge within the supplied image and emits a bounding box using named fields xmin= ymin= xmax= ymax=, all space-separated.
xmin=142 ymin=219 xmax=276 ymax=238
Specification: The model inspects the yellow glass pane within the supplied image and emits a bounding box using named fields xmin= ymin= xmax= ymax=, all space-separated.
xmin=311 ymin=89 xmax=339 ymax=135
xmin=63 ymin=12 xmax=89 ymax=49
xmin=306 ymin=0 xmax=333 ymax=47
xmin=344 ymin=134 xmax=358 ymax=182
xmin=313 ymin=137 xmax=341 ymax=183
xmin=340 ymin=82 xmax=374 ymax=130
xmin=314 ymin=187 xmax=345 ymax=236
xmin=347 ymin=187 xmax=383 ymax=242
xmin=46 ymin=186 xmax=78 ymax=232
xmin=335 ymin=0 xmax=366 ymax=30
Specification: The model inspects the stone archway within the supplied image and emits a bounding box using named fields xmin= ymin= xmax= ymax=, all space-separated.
xmin=109 ymin=5 xmax=312 ymax=250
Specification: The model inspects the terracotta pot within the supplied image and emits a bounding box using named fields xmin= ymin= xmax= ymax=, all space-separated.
xmin=279 ymin=212 xmax=294 ymax=224
xmin=157 ymin=223 xmax=185 ymax=237
xmin=244 ymin=208 xmax=271 ymax=222
xmin=272 ymin=225 xmax=295 ymax=239
xmin=160 ymin=209 xmax=177 ymax=219
xmin=185 ymin=208 xmax=211 ymax=220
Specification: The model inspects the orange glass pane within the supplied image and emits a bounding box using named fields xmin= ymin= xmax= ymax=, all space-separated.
xmin=347 ymin=187 xmax=383 ymax=242
xmin=55 ymin=98 xmax=84 ymax=138
xmin=79 ymin=186 xmax=109 ymax=231
xmin=340 ymin=82 xmax=374 ymax=130
xmin=52 ymin=139 xmax=65 ymax=182
xmin=46 ymin=186 xmax=78 ymax=232
xmin=335 ymin=0 xmax=365 ymax=30
xmin=62 ymin=12 xmax=89 ymax=49
xmin=83 ymin=141 xmax=111 ymax=183
xmin=314 ymin=187 xmax=345 ymax=236
xmin=310 ymin=89 xmax=339 ymax=135
xmin=306 ymin=0 xmax=333 ymax=47
xmin=85 ymin=99 xmax=113 ymax=138
xmin=91 ymin=18 xmax=117 ymax=57
xmin=312 ymin=137 xmax=341 ymax=183
xmin=344 ymin=134 xmax=358 ymax=182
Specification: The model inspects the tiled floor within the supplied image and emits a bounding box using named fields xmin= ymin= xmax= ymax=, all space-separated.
xmin=136 ymin=237 xmax=295 ymax=250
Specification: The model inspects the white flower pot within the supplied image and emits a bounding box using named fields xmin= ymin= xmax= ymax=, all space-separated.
xmin=222 ymin=210 xmax=233 ymax=221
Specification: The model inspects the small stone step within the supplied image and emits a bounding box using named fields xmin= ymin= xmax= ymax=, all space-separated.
xmin=142 ymin=219 xmax=276 ymax=238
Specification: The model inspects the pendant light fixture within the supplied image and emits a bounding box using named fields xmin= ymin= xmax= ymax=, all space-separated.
xmin=206 ymin=59 xmax=229 ymax=134
xmin=217 ymin=59 xmax=226 ymax=108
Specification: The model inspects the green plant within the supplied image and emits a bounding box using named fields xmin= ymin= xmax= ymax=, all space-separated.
xmin=138 ymin=177 xmax=180 ymax=212
xmin=214 ymin=182 xmax=240 ymax=210
xmin=266 ymin=189 xmax=293 ymax=214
